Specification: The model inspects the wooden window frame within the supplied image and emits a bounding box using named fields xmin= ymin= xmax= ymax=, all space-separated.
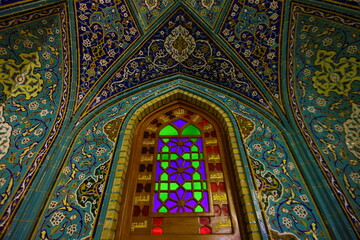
xmin=116 ymin=101 xmax=246 ymax=240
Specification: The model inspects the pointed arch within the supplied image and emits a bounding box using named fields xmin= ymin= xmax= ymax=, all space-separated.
xmin=101 ymin=89 xmax=263 ymax=239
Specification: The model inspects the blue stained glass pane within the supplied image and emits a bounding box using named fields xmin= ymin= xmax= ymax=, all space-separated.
xmin=173 ymin=119 xmax=187 ymax=128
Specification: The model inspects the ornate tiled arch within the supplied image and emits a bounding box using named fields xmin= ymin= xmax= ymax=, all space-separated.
xmin=101 ymin=88 xmax=262 ymax=240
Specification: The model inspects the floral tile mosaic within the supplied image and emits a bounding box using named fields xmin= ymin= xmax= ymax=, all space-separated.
xmin=184 ymin=0 xmax=227 ymax=28
xmin=87 ymin=9 xmax=272 ymax=114
xmin=75 ymin=0 xmax=140 ymax=108
xmin=323 ymin=0 xmax=360 ymax=9
xmin=0 ymin=4 xmax=70 ymax=234
xmin=36 ymin=80 xmax=330 ymax=239
xmin=220 ymin=0 xmax=283 ymax=103
xmin=288 ymin=3 xmax=360 ymax=234
xmin=130 ymin=0 xmax=175 ymax=30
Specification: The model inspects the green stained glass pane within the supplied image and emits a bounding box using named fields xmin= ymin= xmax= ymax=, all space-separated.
xmin=191 ymin=145 xmax=198 ymax=151
xmin=159 ymin=206 xmax=168 ymax=212
xmin=160 ymin=192 xmax=168 ymax=201
xmin=193 ymin=172 xmax=201 ymax=180
xmin=190 ymin=138 xmax=197 ymax=142
xmin=170 ymin=154 xmax=178 ymax=160
xmin=194 ymin=182 xmax=201 ymax=190
xmin=183 ymin=153 xmax=190 ymax=159
xmin=161 ymin=162 xmax=169 ymax=169
xmin=160 ymin=183 xmax=168 ymax=190
xmin=170 ymin=182 xmax=179 ymax=190
xmin=183 ymin=182 xmax=192 ymax=190
xmin=182 ymin=124 xmax=201 ymax=135
xmin=162 ymin=146 xmax=169 ymax=152
xmin=161 ymin=173 xmax=168 ymax=181
xmin=195 ymin=205 xmax=204 ymax=212
xmin=194 ymin=192 xmax=202 ymax=201
xmin=162 ymin=154 xmax=169 ymax=160
xmin=192 ymin=161 xmax=200 ymax=168
xmin=163 ymin=138 xmax=170 ymax=142
xmin=192 ymin=153 xmax=199 ymax=159
xmin=157 ymin=154 xmax=161 ymax=160
xmin=155 ymin=183 xmax=159 ymax=190
xmin=160 ymin=125 xmax=178 ymax=136
xmin=200 ymin=153 xmax=204 ymax=159
xmin=203 ymin=182 xmax=207 ymax=189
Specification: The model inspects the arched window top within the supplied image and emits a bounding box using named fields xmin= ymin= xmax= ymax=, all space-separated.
xmin=117 ymin=104 xmax=241 ymax=239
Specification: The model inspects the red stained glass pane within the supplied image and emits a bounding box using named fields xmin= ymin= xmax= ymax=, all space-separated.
xmin=146 ymin=164 xmax=153 ymax=172
xmin=206 ymin=146 xmax=212 ymax=153
xmin=215 ymin=163 xmax=222 ymax=171
xmin=144 ymin=183 xmax=152 ymax=192
xmin=136 ymin=184 xmax=143 ymax=192
xmin=152 ymin=227 xmax=163 ymax=235
xmin=208 ymin=163 xmax=215 ymax=171
xmin=139 ymin=164 xmax=146 ymax=172
xmin=214 ymin=204 xmax=221 ymax=216
xmin=211 ymin=131 xmax=216 ymax=137
xmin=211 ymin=182 xmax=218 ymax=192
xmin=133 ymin=206 xmax=141 ymax=217
xmin=142 ymin=206 xmax=149 ymax=216
xmin=153 ymin=217 xmax=163 ymax=225
xmin=199 ymin=217 xmax=210 ymax=225
xmin=222 ymin=204 xmax=229 ymax=216
xmin=213 ymin=146 xmax=219 ymax=153
xmin=218 ymin=182 xmax=225 ymax=192
xmin=200 ymin=226 xmax=212 ymax=234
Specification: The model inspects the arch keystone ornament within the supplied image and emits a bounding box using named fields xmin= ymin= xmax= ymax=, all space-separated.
xmin=164 ymin=25 xmax=196 ymax=63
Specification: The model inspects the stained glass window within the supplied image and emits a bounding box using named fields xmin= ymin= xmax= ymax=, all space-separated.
xmin=120 ymin=105 xmax=240 ymax=239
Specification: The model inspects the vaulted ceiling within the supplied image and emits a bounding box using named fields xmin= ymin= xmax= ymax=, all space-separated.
xmin=0 ymin=0 xmax=359 ymax=239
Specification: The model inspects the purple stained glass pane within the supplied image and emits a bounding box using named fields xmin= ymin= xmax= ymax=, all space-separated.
xmin=174 ymin=147 xmax=184 ymax=155
xmin=170 ymin=207 xmax=178 ymax=213
xmin=186 ymin=199 xmax=197 ymax=207
xmin=185 ymin=191 xmax=192 ymax=200
xmin=177 ymin=174 xmax=185 ymax=184
xmin=156 ymin=162 xmax=162 ymax=181
xmin=169 ymin=192 xmax=177 ymax=199
xmin=184 ymin=173 xmax=192 ymax=181
xmin=158 ymin=139 xmax=165 ymax=152
xmin=201 ymin=192 xmax=209 ymax=212
xmin=196 ymin=138 xmax=203 ymax=151
xmin=173 ymin=119 xmax=187 ymax=128
xmin=177 ymin=187 xmax=185 ymax=198
xmin=184 ymin=206 xmax=192 ymax=212
xmin=153 ymin=193 xmax=161 ymax=211
xmin=165 ymin=199 xmax=178 ymax=208
xmin=198 ymin=161 xmax=206 ymax=179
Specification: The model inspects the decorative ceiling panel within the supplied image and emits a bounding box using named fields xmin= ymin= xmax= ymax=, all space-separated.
xmin=0 ymin=4 xmax=70 ymax=234
xmin=130 ymin=0 xmax=175 ymax=30
xmin=220 ymin=0 xmax=283 ymax=104
xmin=75 ymin=0 xmax=140 ymax=109
xmin=184 ymin=0 xmax=227 ymax=28
xmin=86 ymin=9 xmax=273 ymax=115
xmin=288 ymin=3 xmax=360 ymax=235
